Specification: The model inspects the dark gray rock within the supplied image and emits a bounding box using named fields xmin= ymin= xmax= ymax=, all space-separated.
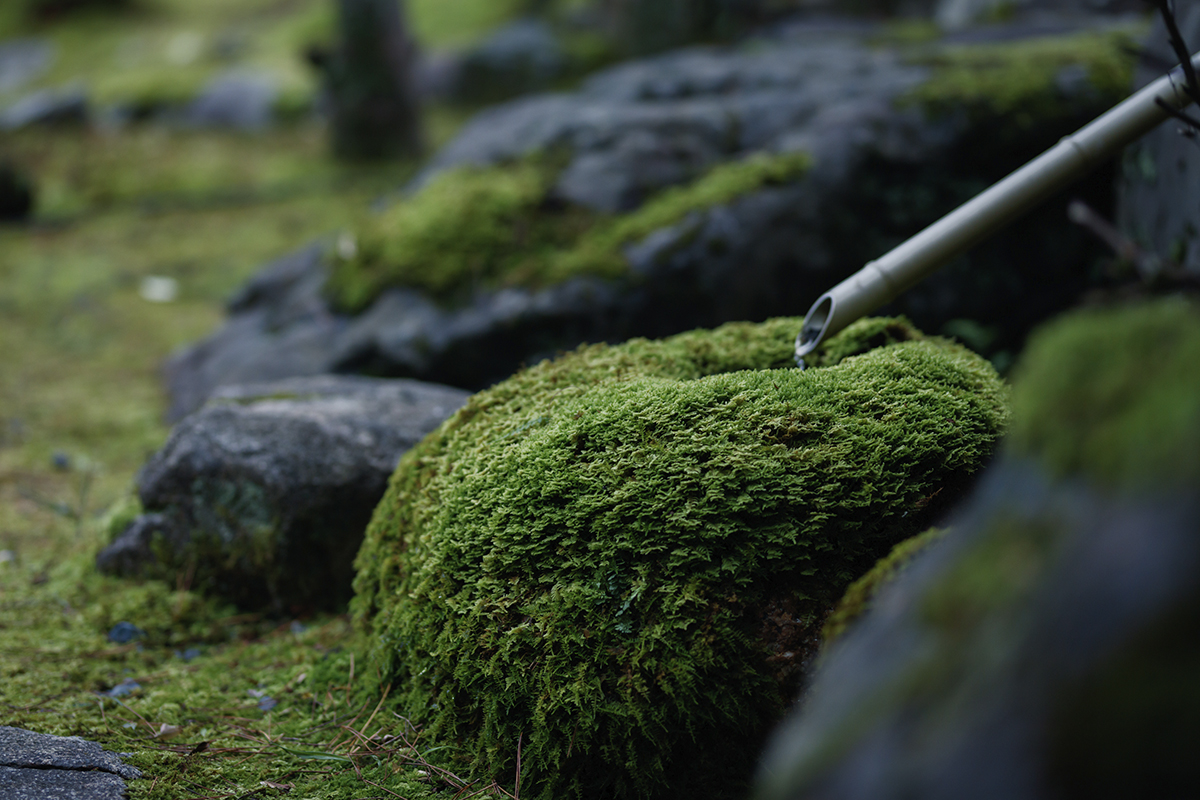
xmin=420 ymin=36 xmax=931 ymax=212
xmin=454 ymin=18 xmax=567 ymax=104
xmin=0 ymin=726 xmax=140 ymax=779
xmin=0 ymin=84 xmax=87 ymax=130
xmin=98 ymin=375 xmax=470 ymax=609
xmin=0 ymin=726 xmax=140 ymax=800
xmin=95 ymin=514 xmax=172 ymax=578
xmin=757 ymin=457 xmax=1200 ymax=800
xmin=0 ymin=767 xmax=130 ymax=800
xmin=0 ymin=39 xmax=55 ymax=94
xmin=1116 ymin=3 xmax=1200 ymax=274
xmin=413 ymin=50 xmax=464 ymax=101
xmin=186 ymin=70 xmax=279 ymax=130
xmin=164 ymin=244 xmax=339 ymax=421
xmin=167 ymin=19 xmax=1127 ymax=416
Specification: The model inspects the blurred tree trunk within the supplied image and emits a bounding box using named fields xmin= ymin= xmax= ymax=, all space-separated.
xmin=327 ymin=0 xmax=423 ymax=160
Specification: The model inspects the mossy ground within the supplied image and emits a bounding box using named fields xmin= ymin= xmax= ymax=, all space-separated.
xmin=0 ymin=1 xmax=535 ymax=797
xmin=352 ymin=317 xmax=1009 ymax=800
xmin=0 ymin=546 xmax=518 ymax=800
xmin=0 ymin=0 xmax=539 ymax=113
xmin=0 ymin=136 xmax=465 ymax=796
xmin=327 ymin=150 xmax=812 ymax=312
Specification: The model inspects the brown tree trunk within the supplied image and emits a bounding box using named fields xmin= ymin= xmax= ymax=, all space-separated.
xmin=327 ymin=0 xmax=423 ymax=160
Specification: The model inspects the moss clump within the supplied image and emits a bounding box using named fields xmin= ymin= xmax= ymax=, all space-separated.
xmin=822 ymin=526 xmax=949 ymax=644
xmin=325 ymin=150 xmax=811 ymax=313
xmin=905 ymin=29 xmax=1137 ymax=128
xmin=324 ymin=156 xmax=584 ymax=312
xmin=351 ymin=316 xmax=1009 ymax=800
xmin=1006 ymin=298 xmax=1200 ymax=495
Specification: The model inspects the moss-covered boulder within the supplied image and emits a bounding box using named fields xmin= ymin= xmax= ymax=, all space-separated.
xmin=351 ymin=316 xmax=1009 ymax=800
xmin=326 ymin=150 xmax=812 ymax=312
xmin=757 ymin=298 xmax=1200 ymax=800
xmin=168 ymin=22 xmax=1135 ymax=416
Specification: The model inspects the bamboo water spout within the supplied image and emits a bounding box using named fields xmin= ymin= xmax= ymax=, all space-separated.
xmin=795 ymin=51 xmax=1200 ymax=362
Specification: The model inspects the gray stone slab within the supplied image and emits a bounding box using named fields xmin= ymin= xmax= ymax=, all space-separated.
xmin=0 ymin=726 xmax=140 ymax=780
xmin=0 ymin=727 xmax=140 ymax=800
xmin=0 ymin=766 xmax=130 ymax=800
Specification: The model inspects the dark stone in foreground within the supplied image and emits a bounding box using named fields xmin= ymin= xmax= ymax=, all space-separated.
xmin=0 ymin=726 xmax=140 ymax=800
xmin=98 ymin=375 xmax=470 ymax=610
xmin=755 ymin=458 xmax=1200 ymax=800
xmin=0 ymin=767 xmax=129 ymax=800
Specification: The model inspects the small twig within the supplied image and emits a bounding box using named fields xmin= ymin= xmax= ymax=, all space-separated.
xmin=360 ymin=777 xmax=410 ymax=799
xmin=1154 ymin=96 xmax=1200 ymax=136
xmin=1067 ymin=199 xmax=1180 ymax=281
xmin=352 ymin=684 xmax=392 ymax=752
xmin=513 ymin=733 xmax=523 ymax=800
xmin=95 ymin=692 xmax=157 ymax=734
xmin=16 ymin=486 xmax=76 ymax=519
xmin=1155 ymin=0 xmax=1200 ymax=104
xmin=327 ymin=698 xmax=373 ymax=750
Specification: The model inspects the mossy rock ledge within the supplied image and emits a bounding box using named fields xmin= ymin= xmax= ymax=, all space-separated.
xmin=351 ymin=316 xmax=1009 ymax=800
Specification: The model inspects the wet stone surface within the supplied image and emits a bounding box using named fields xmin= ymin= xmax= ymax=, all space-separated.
xmin=0 ymin=726 xmax=140 ymax=800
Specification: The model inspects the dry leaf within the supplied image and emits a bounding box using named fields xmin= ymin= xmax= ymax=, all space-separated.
xmin=154 ymin=723 xmax=182 ymax=740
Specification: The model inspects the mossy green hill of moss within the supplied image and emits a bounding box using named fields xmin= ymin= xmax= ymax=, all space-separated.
xmin=351 ymin=316 xmax=1009 ymax=800
xmin=324 ymin=150 xmax=811 ymax=313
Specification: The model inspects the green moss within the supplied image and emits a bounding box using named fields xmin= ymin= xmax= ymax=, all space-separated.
xmin=324 ymin=155 xmax=584 ymax=312
xmin=351 ymin=316 xmax=1008 ymax=800
xmin=0 ymin=545 xmax=484 ymax=799
xmin=325 ymin=150 xmax=811 ymax=313
xmin=551 ymin=150 xmax=812 ymax=281
xmin=99 ymin=492 xmax=143 ymax=543
xmin=904 ymin=29 xmax=1138 ymax=128
xmin=1006 ymin=298 xmax=1200 ymax=495
xmin=822 ymin=526 xmax=949 ymax=644
xmin=800 ymin=316 xmax=930 ymax=369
